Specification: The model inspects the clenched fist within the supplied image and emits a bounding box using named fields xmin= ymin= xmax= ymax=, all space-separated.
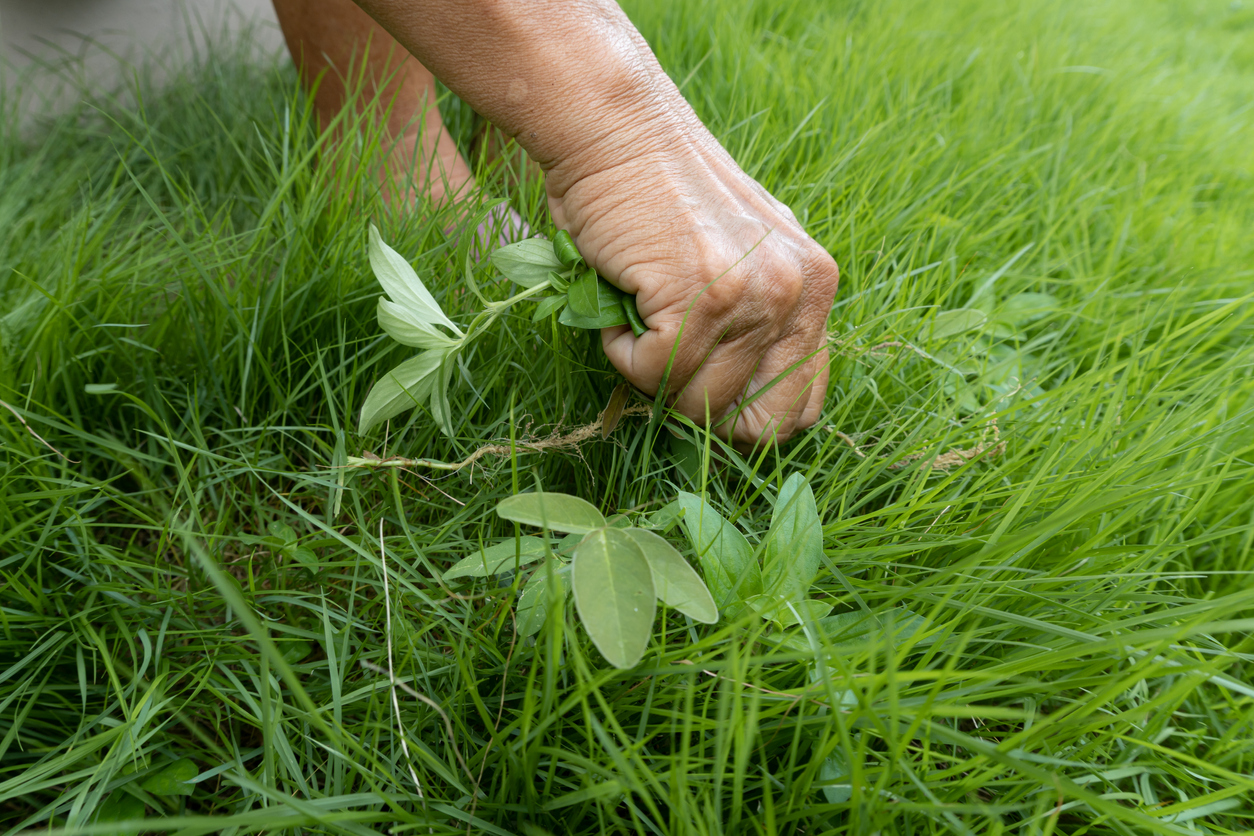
xmin=352 ymin=0 xmax=838 ymax=442
xmin=550 ymin=117 xmax=837 ymax=446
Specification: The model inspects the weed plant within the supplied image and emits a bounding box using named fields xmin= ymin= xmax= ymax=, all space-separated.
xmin=2 ymin=0 xmax=1253 ymax=833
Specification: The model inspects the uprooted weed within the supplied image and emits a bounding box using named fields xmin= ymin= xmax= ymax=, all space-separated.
xmin=2 ymin=0 xmax=1254 ymax=833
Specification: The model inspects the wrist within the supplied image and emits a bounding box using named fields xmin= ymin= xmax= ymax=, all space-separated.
xmin=353 ymin=1 xmax=699 ymax=196
xmin=506 ymin=33 xmax=686 ymax=196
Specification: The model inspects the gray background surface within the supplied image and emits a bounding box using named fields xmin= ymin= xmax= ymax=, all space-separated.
xmin=1 ymin=0 xmax=284 ymax=120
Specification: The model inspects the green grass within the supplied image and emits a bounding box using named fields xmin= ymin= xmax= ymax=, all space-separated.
xmin=2 ymin=0 xmax=1254 ymax=832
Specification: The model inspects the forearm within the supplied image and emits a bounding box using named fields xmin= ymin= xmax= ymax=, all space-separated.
xmin=350 ymin=0 xmax=693 ymax=191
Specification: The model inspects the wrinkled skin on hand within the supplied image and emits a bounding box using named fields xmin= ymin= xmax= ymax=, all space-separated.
xmin=349 ymin=0 xmax=838 ymax=444
xmin=548 ymin=103 xmax=839 ymax=447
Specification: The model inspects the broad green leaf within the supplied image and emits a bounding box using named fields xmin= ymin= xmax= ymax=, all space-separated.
xmin=95 ymin=790 xmax=145 ymax=832
xmin=762 ymin=473 xmax=823 ymax=603
xmin=85 ymin=383 xmax=118 ymax=394
xmin=238 ymin=534 xmax=285 ymax=548
xmin=648 ymin=500 xmax=685 ymax=533
xmin=358 ymin=350 xmax=444 ymax=433
xmin=625 ymin=529 xmax=718 ymax=623
xmin=669 ymin=435 xmax=703 ymax=485
xmin=567 ymin=269 xmax=600 ymax=317
xmin=491 ymin=238 xmax=563 ymax=288
xmin=140 ymin=758 xmax=197 ymax=796
xmin=368 ymin=225 xmax=460 ymax=334
xmin=744 ymin=594 xmax=831 ymax=626
xmin=622 ymin=293 xmax=647 ymax=336
xmin=945 ymin=373 xmax=983 ymax=414
xmin=516 ymin=558 xmax=570 ymax=636
xmin=553 ymin=230 xmax=582 ymax=266
xmin=377 ymin=298 xmax=458 ymax=349
xmin=445 ymin=536 xmax=548 ymax=580
xmin=561 ymin=276 xmax=630 ymax=328
xmin=280 ymin=640 xmax=312 ymax=663
xmin=808 ymin=664 xmax=862 ymax=708
xmin=676 ymin=492 xmax=761 ymax=610
xmin=532 ymin=294 xmax=568 ymax=322
xmin=932 ymin=308 xmax=987 ymax=340
xmin=496 ymin=492 xmax=607 ymax=534
xmin=559 ymin=297 xmax=629 ymax=329
xmin=267 ymin=521 xmax=296 ymax=543
xmin=997 ymin=292 xmax=1059 ymax=326
xmin=572 ymin=528 xmax=655 ymax=668
xmin=779 ymin=598 xmax=833 ymax=625
xmin=819 ymin=749 xmax=853 ymax=804
xmin=555 ymin=532 xmax=583 ymax=555
xmin=548 ymin=270 xmax=570 ymax=292
xmin=818 ymin=607 xmax=930 ymax=652
xmin=288 ymin=546 xmax=318 ymax=567
xmin=601 ymin=382 xmax=630 ymax=438
xmin=429 ymin=350 xmax=459 ymax=437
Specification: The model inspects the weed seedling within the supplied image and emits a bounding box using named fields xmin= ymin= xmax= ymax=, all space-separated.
xmin=358 ymin=225 xmax=643 ymax=435
xmin=442 ymin=492 xmax=717 ymax=669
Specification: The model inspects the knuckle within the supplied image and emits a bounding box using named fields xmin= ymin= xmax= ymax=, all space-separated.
xmin=759 ymin=271 xmax=802 ymax=315
xmin=694 ymin=271 xmax=743 ymax=319
xmin=802 ymin=246 xmax=841 ymax=298
xmin=733 ymin=406 xmax=790 ymax=446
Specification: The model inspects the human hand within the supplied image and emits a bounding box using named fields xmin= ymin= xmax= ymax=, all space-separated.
xmin=347 ymin=0 xmax=837 ymax=443
xmin=547 ymin=114 xmax=838 ymax=446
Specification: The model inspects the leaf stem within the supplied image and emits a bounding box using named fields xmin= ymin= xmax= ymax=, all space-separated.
xmin=459 ymin=279 xmax=553 ymax=345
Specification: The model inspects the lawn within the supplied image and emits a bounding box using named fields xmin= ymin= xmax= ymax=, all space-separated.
xmin=2 ymin=0 xmax=1254 ymax=832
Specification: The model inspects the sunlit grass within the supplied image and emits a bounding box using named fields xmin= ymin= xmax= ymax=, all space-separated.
xmin=2 ymin=0 xmax=1253 ymax=833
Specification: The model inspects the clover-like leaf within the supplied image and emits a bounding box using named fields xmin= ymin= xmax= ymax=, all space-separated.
xmin=369 ymin=225 xmax=460 ymax=335
xmin=762 ymin=473 xmax=823 ymax=603
xmin=444 ymin=536 xmax=548 ymax=580
xmin=140 ymin=758 xmax=197 ymax=797
xmin=573 ymin=528 xmax=655 ymax=668
xmin=516 ymin=557 xmax=570 ymax=636
xmin=491 ymin=238 xmax=564 ymax=288
xmin=625 ymin=529 xmax=718 ymax=623
xmin=358 ymin=350 xmax=444 ymax=433
xmin=496 ymin=492 xmax=607 ymax=534
xmin=677 ymin=492 xmax=762 ymax=610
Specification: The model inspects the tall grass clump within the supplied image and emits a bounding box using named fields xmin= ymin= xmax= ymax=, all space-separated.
xmin=2 ymin=0 xmax=1253 ymax=833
